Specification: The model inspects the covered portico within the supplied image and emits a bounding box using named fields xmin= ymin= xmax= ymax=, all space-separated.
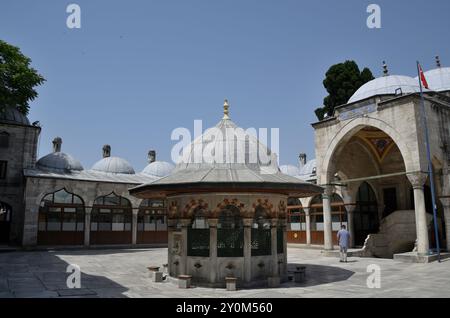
xmin=313 ymin=90 xmax=450 ymax=261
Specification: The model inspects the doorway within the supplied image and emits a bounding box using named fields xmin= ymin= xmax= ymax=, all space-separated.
xmin=0 ymin=202 xmax=12 ymax=244
xmin=354 ymin=182 xmax=379 ymax=246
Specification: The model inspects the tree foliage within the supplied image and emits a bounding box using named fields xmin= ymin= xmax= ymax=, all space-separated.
xmin=0 ymin=40 xmax=45 ymax=115
xmin=315 ymin=60 xmax=374 ymax=121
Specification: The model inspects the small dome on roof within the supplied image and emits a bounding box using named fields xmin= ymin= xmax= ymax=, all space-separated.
xmin=279 ymin=165 xmax=301 ymax=177
xmin=300 ymin=159 xmax=316 ymax=175
xmin=36 ymin=137 xmax=83 ymax=172
xmin=91 ymin=144 xmax=135 ymax=174
xmin=142 ymin=161 xmax=175 ymax=177
xmin=419 ymin=67 xmax=450 ymax=92
xmin=92 ymin=157 xmax=135 ymax=174
xmin=0 ymin=106 xmax=30 ymax=125
xmin=296 ymin=159 xmax=317 ymax=181
xmin=37 ymin=152 xmax=84 ymax=172
xmin=348 ymin=75 xmax=421 ymax=104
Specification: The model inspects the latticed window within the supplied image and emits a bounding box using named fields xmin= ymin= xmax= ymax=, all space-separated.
xmin=287 ymin=197 xmax=305 ymax=231
xmin=138 ymin=199 xmax=167 ymax=232
xmin=310 ymin=193 xmax=347 ymax=231
xmin=91 ymin=193 xmax=132 ymax=232
xmin=187 ymin=208 xmax=210 ymax=257
xmin=251 ymin=206 xmax=271 ymax=256
xmin=38 ymin=189 xmax=85 ymax=232
xmin=217 ymin=205 xmax=244 ymax=257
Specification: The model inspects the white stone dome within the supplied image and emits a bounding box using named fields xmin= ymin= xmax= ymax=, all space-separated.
xmin=142 ymin=161 xmax=175 ymax=177
xmin=279 ymin=165 xmax=301 ymax=177
xmin=418 ymin=67 xmax=450 ymax=92
xmin=37 ymin=152 xmax=84 ymax=172
xmin=91 ymin=157 xmax=135 ymax=174
xmin=348 ymin=75 xmax=421 ymax=104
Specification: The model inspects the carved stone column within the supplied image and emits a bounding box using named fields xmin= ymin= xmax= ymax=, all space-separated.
xmin=440 ymin=197 xmax=450 ymax=251
xmin=167 ymin=218 xmax=178 ymax=276
xmin=346 ymin=204 xmax=356 ymax=248
xmin=180 ymin=218 xmax=191 ymax=275
xmin=131 ymin=210 xmax=138 ymax=245
xmin=304 ymin=207 xmax=311 ymax=245
xmin=407 ymin=172 xmax=430 ymax=255
xmin=208 ymin=218 xmax=218 ymax=284
xmin=243 ymin=218 xmax=252 ymax=283
xmin=322 ymin=186 xmax=333 ymax=250
xmin=270 ymin=218 xmax=279 ymax=277
xmin=84 ymin=207 xmax=92 ymax=247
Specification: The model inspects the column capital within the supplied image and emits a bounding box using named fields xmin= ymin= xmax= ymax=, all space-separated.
xmin=322 ymin=186 xmax=333 ymax=198
xmin=179 ymin=218 xmax=192 ymax=227
xmin=243 ymin=218 xmax=253 ymax=227
xmin=345 ymin=204 xmax=357 ymax=214
xmin=407 ymin=172 xmax=428 ymax=189
xmin=270 ymin=218 xmax=279 ymax=227
xmin=303 ymin=207 xmax=310 ymax=215
xmin=207 ymin=218 xmax=219 ymax=227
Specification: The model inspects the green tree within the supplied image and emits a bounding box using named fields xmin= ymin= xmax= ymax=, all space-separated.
xmin=0 ymin=40 xmax=45 ymax=115
xmin=315 ymin=60 xmax=374 ymax=121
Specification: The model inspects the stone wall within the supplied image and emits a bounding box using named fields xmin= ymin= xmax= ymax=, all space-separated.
xmin=0 ymin=122 xmax=40 ymax=245
xmin=22 ymin=176 xmax=143 ymax=247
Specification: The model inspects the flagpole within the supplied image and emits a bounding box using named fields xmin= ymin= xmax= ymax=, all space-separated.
xmin=416 ymin=61 xmax=441 ymax=262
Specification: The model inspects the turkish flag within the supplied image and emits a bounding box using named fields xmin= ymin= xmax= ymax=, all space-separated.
xmin=418 ymin=63 xmax=429 ymax=89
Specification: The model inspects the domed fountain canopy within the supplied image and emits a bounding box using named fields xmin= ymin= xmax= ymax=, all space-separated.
xmin=130 ymin=100 xmax=323 ymax=198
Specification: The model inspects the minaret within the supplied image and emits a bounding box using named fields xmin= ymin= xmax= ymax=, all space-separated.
xmin=223 ymin=99 xmax=230 ymax=120
xmin=382 ymin=61 xmax=389 ymax=76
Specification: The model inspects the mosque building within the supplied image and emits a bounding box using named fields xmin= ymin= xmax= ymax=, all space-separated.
xmin=0 ymin=58 xmax=449 ymax=263
xmin=281 ymin=58 xmax=450 ymax=261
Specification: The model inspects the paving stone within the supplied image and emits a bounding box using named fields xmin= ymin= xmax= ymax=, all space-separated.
xmin=0 ymin=248 xmax=449 ymax=298
xmin=57 ymin=288 xmax=97 ymax=297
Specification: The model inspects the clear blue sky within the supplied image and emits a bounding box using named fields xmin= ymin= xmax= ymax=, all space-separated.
xmin=1 ymin=0 xmax=450 ymax=170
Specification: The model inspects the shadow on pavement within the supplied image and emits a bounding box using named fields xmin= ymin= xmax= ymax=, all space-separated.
xmin=285 ymin=263 xmax=355 ymax=287
xmin=0 ymin=250 xmax=129 ymax=298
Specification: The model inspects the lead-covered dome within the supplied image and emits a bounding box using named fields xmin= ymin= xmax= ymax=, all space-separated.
xmin=142 ymin=161 xmax=175 ymax=177
xmin=36 ymin=137 xmax=83 ymax=172
xmin=92 ymin=157 xmax=135 ymax=174
xmin=420 ymin=67 xmax=450 ymax=92
xmin=348 ymin=75 xmax=421 ymax=104
xmin=175 ymin=102 xmax=274 ymax=172
xmin=0 ymin=106 xmax=30 ymax=125
xmin=280 ymin=165 xmax=301 ymax=177
xmin=91 ymin=144 xmax=135 ymax=174
xmin=130 ymin=100 xmax=323 ymax=199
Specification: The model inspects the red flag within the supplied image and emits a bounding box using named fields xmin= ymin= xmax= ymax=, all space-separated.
xmin=418 ymin=63 xmax=429 ymax=89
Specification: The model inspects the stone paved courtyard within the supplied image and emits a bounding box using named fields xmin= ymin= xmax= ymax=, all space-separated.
xmin=0 ymin=247 xmax=449 ymax=298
